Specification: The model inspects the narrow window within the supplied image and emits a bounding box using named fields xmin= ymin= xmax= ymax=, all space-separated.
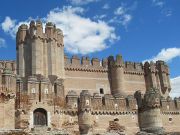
xmin=31 ymin=88 xmax=36 ymax=94
xmin=86 ymin=100 xmax=89 ymax=105
xmin=44 ymin=89 xmax=48 ymax=94
xmin=100 ymin=88 xmax=104 ymax=94
xmin=54 ymin=84 xmax=57 ymax=95
xmin=115 ymin=103 xmax=118 ymax=109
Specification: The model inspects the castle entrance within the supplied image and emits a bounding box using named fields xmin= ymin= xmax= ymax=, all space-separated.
xmin=33 ymin=108 xmax=47 ymax=126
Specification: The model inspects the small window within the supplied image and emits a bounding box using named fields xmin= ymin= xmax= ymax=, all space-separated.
xmin=44 ymin=89 xmax=48 ymax=94
xmin=169 ymin=117 xmax=172 ymax=122
xmin=115 ymin=103 xmax=118 ymax=109
xmin=74 ymin=103 xmax=77 ymax=108
xmin=114 ymin=118 xmax=119 ymax=121
xmin=31 ymin=88 xmax=36 ymax=94
xmin=86 ymin=100 xmax=89 ymax=105
xmin=100 ymin=88 xmax=104 ymax=94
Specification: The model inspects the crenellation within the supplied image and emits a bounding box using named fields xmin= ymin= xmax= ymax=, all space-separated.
xmin=91 ymin=57 xmax=100 ymax=67
xmin=102 ymin=58 xmax=108 ymax=68
xmin=126 ymin=95 xmax=137 ymax=111
xmin=91 ymin=93 xmax=102 ymax=110
xmin=71 ymin=55 xmax=81 ymax=66
xmin=64 ymin=55 xmax=71 ymax=66
xmin=160 ymin=98 xmax=178 ymax=112
xmin=35 ymin=20 xmax=43 ymax=37
xmin=65 ymin=55 xmax=108 ymax=72
xmin=66 ymin=90 xmax=78 ymax=109
xmin=114 ymin=97 xmax=127 ymax=111
xmin=81 ymin=56 xmax=90 ymax=66
xmin=45 ymin=22 xmax=55 ymax=39
xmin=175 ymin=98 xmax=180 ymax=110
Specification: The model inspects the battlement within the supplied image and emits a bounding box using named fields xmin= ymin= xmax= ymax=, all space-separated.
xmin=124 ymin=61 xmax=144 ymax=72
xmin=144 ymin=61 xmax=169 ymax=74
xmin=66 ymin=90 xmax=138 ymax=113
xmin=0 ymin=60 xmax=16 ymax=72
xmin=108 ymin=55 xmax=124 ymax=67
xmin=160 ymin=97 xmax=180 ymax=112
xmin=16 ymin=20 xmax=63 ymax=46
xmin=64 ymin=55 xmax=108 ymax=72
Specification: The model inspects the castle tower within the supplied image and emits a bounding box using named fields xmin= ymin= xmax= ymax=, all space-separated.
xmin=16 ymin=24 xmax=28 ymax=77
xmin=2 ymin=62 xmax=16 ymax=92
xmin=78 ymin=90 xmax=93 ymax=135
xmin=144 ymin=61 xmax=158 ymax=90
xmin=109 ymin=55 xmax=125 ymax=97
xmin=16 ymin=20 xmax=65 ymax=79
xmin=156 ymin=61 xmax=171 ymax=98
xmin=138 ymin=88 xmax=164 ymax=134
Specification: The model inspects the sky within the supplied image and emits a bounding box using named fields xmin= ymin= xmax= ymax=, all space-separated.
xmin=0 ymin=0 xmax=179 ymax=97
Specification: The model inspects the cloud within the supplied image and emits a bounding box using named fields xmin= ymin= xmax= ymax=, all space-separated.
xmin=0 ymin=37 xmax=6 ymax=48
xmin=1 ymin=6 xmax=119 ymax=55
xmin=152 ymin=0 xmax=172 ymax=17
xmin=143 ymin=48 xmax=180 ymax=63
xmin=93 ymin=14 xmax=107 ymax=20
xmin=69 ymin=0 xmax=98 ymax=5
xmin=1 ymin=16 xmax=30 ymax=38
xmin=111 ymin=5 xmax=132 ymax=26
xmin=170 ymin=76 xmax=180 ymax=98
xmin=47 ymin=6 xmax=119 ymax=54
xmin=102 ymin=4 xmax=110 ymax=9
xmin=152 ymin=0 xmax=165 ymax=8
xmin=114 ymin=7 xmax=125 ymax=15
xmin=1 ymin=16 xmax=16 ymax=38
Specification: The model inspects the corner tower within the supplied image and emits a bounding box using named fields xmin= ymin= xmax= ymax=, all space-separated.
xmin=16 ymin=20 xmax=64 ymax=79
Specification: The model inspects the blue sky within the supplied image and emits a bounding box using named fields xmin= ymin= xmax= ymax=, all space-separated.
xmin=0 ymin=0 xmax=180 ymax=96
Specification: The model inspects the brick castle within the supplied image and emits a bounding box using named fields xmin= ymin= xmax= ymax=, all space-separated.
xmin=0 ymin=20 xmax=180 ymax=135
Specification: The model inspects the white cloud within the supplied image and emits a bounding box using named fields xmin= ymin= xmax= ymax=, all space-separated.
xmin=47 ymin=6 xmax=119 ymax=54
xmin=1 ymin=16 xmax=16 ymax=38
xmin=102 ymin=4 xmax=110 ymax=9
xmin=1 ymin=16 xmax=30 ymax=38
xmin=143 ymin=48 xmax=180 ymax=63
xmin=1 ymin=6 xmax=119 ymax=55
xmin=0 ymin=37 xmax=6 ymax=48
xmin=93 ymin=14 xmax=107 ymax=20
xmin=114 ymin=7 xmax=125 ymax=15
xmin=69 ymin=0 xmax=98 ymax=5
xmin=170 ymin=76 xmax=180 ymax=98
xmin=152 ymin=0 xmax=172 ymax=17
xmin=112 ymin=5 xmax=132 ymax=26
xmin=152 ymin=0 xmax=165 ymax=8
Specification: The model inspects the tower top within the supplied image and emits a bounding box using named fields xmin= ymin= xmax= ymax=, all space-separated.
xmin=16 ymin=20 xmax=64 ymax=45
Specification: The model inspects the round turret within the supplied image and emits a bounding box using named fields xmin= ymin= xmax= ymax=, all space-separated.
xmin=35 ymin=20 xmax=43 ymax=37
xmin=109 ymin=55 xmax=126 ymax=97
xmin=78 ymin=90 xmax=93 ymax=135
xmin=138 ymin=88 xmax=164 ymax=134
xmin=16 ymin=24 xmax=28 ymax=45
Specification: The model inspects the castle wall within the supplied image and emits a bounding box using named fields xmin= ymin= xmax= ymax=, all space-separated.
xmin=0 ymin=99 xmax=15 ymax=129
xmin=64 ymin=70 xmax=110 ymax=95
xmin=124 ymin=73 xmax=146 ymax=95
xmin=161 ymin=114 xmax=180 ymax=132
xmin=91 ymin=114 xmax=139 ymax=135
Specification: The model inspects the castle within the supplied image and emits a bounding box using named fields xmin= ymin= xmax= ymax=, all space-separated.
xmin=0 ymin=20 xmax=180 ymax=135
